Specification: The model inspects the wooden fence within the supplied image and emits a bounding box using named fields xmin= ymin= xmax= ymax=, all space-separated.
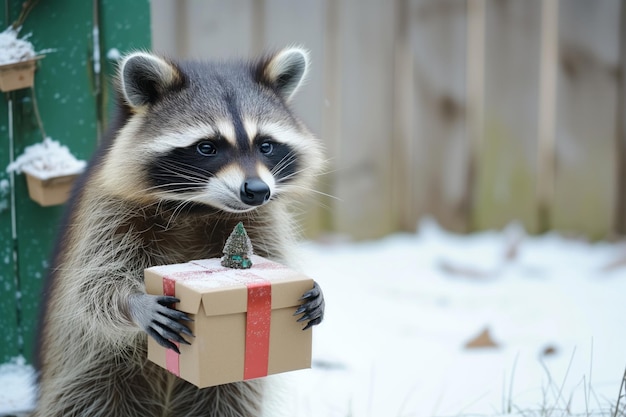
xmin=151 ymin=0 xmax=626 ymax=240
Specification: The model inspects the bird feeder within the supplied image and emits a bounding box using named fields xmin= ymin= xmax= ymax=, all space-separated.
xmin=0 ymin=56 xmax=44 ymax=92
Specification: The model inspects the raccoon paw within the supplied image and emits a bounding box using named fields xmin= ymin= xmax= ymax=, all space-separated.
xmin=294 ymin=281 xmax=325 ymax=330
xmin=128 ymin=293 xmax=194 ymax=354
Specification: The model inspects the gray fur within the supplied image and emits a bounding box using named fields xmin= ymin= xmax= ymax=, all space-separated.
xmin=261 ymin=48 xmax=309 ymax=100
xmin=120 ymin=53 xmax=183 ymax=108
xmin=33 ymin=49 xmax=324 ymax=417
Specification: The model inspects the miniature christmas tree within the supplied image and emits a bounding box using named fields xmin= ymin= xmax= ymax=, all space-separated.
xmin=221 ymin=222 xmax=253 ymax=269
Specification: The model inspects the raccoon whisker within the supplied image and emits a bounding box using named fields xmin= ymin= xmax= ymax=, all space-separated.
xmin=252 ymin=222 xmax=273 ymax=257
xmin=149 ymin=168 xmax=210 ymax=185
xmin=151 ymin=167 xmax=210 ymax=183
xmin=162 ymin=198 xmax=202 ymax=231
xmin=155 ymin=168 xmax=214 ymax=181
xmin=282 ymin=156 xmax=338 ymax=179
xmin=208 ymin=214 xmax=227 ymax=241
xmin=277 ymin=184 xmax=341 ymax=201
xmin=272 ymin=192 xmax=333 ymax=212
xmin=142 ymin=183 xmax=204 ymax=193
xmin=270 ymin=152 xmax=298 ymax=177
xmin=276 ymin=154 xmax=331 ymax=179
xmin=271 ymin=150 xmax=297 ymax=170
xmin=275 ymin=155 xmax=336 ymax=180
xmin=153 ymin=172 xmax=208 ymax=184
xmin=274 ymin=163 xmax=321 ymax=183
xmin=153 ymin=160 xmax=214 ymax=182
xmin=162 ymin=201 xmax=187 ymax=231
xmin=156 ymin=159 xmax=215 ymax=177
xmin=316 ymin=160 xmax=342 ymax=177
xmin=274 ymin=164 xmax=316 ymax=183
xmin=153 ymin=190 xmax=206 ymax=202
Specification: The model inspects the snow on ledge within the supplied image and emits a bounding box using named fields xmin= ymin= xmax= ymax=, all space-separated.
xmin=0 ymin=356 xmax=36 ymax=416
xmin=0 ymin=27 xmax=36 ymax=66
xmin=6 ymin=137 xmax=87 ymax=180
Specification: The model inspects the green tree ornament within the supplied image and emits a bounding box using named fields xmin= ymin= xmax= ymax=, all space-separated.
xmin=221 ymin=222 xmax=253 ymax=269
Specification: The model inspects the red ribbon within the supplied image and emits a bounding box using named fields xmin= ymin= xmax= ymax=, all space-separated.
xmin=243 ymin=279 xmax=272 ymax=380
xmin=163 ymin=277 xmax=181 ymax=376
xmin=161 ymin=272 xmax=272 ymax=380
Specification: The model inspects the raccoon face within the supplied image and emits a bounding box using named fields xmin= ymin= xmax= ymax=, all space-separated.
xmin=98 ymin=49 xmax=323 ymax=213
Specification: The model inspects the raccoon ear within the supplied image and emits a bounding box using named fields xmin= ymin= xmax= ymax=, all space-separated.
xmin=119 ymin=52 xmax=183 ymax=109
xmin=258 ymin=47 xmax=309 ymax=101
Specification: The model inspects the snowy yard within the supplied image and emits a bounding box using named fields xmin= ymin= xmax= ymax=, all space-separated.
xmin=2 ymin=220 xmax=626 ymax=416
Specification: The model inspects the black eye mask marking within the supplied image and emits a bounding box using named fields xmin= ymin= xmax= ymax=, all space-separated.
xmin=146 ymin=134 xmax=301 ymax=195
xmin=148 ymin=139 xmax=232 ymax=192
xmin=255 ymin=136 xmax=299 ymax=182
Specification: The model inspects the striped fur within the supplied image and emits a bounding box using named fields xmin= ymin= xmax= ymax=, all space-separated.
xmin=33 ymin=48 xmax=324 ymax=417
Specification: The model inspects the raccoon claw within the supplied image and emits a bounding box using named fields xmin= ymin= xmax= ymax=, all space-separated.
xmin=294 ymin=281 xmax=324 ymax=330
xmin=302 ymin=316 xmax=322 ymax=331
xmin=129 ymin=293 xmax=194 ymax=353
xmin=299 ymin=286 xmax=320 ymax=301
xmin=146 ymin=327 xmax=183 ymax=354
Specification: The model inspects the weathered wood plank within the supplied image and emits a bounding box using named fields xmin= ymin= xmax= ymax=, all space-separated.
xmin=617 ymin=1 xmax=626 ymax=235
xmin=472 ymin=0 xmax=542 ymax=233
xmin=391 ymin=0 xmax=414 ymax=232
xmin=536 ymin=0 xmax=558 ymax=233
xmin=262 ymin=0 xmax=324 ymax=134
xmin=149 ymin=0 xmax=177 ymax=56
xmin=179 ymin=0 xmax=256 ymax=59
xmin=553 ymin=0 xmax=621 ymax=239
xmin=407 ymin=0 xmax=469 ymax=233
xmin=319 ymin=0 xmax=342 ymax=237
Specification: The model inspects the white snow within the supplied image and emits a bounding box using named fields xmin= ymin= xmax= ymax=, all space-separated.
xmin=0 ymin=27 xmax=36 ymax=66
xmin=1 ymin=220 xmax=626 ymax=416
xmin=282 ymin=220 xmax=626 ymax=417
xmin=106 ymin=48 xmax=121 ymax=61
xmin=0 ymin=357 xmax=36 ymax=417
xmin=6 ymin=137 xmax=86 ymax=180
xmin=0 ymin=179 xmax=9 ymax=194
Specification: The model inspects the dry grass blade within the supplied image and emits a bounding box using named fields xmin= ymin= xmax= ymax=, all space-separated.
xmin=613 ymin=365 xmax=626 ymax=417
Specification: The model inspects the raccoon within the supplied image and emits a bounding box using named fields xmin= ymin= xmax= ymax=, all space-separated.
xmin=33 ymin=47 xmax=325 ymax=417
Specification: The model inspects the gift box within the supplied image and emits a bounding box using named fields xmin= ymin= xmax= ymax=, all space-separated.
xmin=144 ymin=255 xmax=314 ymax=388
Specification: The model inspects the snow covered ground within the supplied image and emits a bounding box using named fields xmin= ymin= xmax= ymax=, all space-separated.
xmin=1 ymin=219 xmax=625 ymax=416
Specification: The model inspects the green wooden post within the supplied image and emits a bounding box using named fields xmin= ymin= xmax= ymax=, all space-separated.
xmin=0 ymin=0 xmax=150 ymax=364
xmin=0 ymin=10 xmax=23 ymax=366
xmin=0 ymin=92 xmax=20 ymax=364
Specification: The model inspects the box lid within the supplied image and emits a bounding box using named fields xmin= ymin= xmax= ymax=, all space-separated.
xmin=145 ymin=255 xmax=313 ymax=316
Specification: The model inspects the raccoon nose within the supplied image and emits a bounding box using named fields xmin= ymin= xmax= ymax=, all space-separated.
xmin=240 ymin=178 xmax=271 ymax=206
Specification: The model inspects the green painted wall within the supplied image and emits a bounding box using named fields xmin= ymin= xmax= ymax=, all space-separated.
xmin=0 ymin=0 xmax=151 ymax=364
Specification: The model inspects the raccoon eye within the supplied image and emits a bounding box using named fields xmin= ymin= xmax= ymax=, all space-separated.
xmin=259 ymin=141 xmax=274 ymax=155
xmin=197 ymin=141 xmax=217 ymax=156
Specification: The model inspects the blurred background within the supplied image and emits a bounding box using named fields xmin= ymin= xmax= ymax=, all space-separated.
xmin=0 ymin=0 xmax=625 ymax=393
xmin=150 ymin=0 xmax=626 ymax=242
xmin=1 ymin=2 xmax=626 ymax=415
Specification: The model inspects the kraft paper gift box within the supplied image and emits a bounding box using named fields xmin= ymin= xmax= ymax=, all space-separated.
xmin=144 ymin=255 xmax=313 ymax=388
